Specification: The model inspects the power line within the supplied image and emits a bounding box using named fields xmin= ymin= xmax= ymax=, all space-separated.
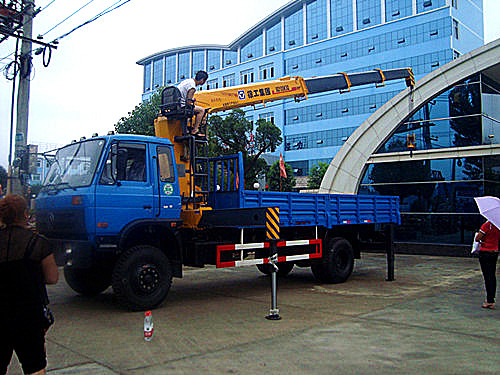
xmin=39 ymin=0 xmax=57 ymax=13
xmin=54 ymin=0 xmax=131 ymax=41
xmin=40 ymin=0 xmax=97 ymax=37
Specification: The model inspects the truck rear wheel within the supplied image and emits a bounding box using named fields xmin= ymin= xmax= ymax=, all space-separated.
xmin=256 ymin=262 xmax=294 ymax=277
xmin=311 ymin=237 xmax=354 ymax=283
xmin=112 ymin=245 xmax=172 ymax=311
xmin=64 ymin=267 xmax=111 ymax=296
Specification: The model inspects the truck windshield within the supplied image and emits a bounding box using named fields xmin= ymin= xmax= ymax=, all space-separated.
xmin=43 ymin=139 xmax=105 ymax=190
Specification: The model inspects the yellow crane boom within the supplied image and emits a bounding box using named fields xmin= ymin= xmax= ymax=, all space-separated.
xmin=193 ymin=67 xmax=415 ymax=114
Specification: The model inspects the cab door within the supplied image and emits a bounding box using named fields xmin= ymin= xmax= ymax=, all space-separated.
xmin=95 ymin=142 xmax=154 ymax=235
xmin=151 ymin=144 xmax=181 ymax=220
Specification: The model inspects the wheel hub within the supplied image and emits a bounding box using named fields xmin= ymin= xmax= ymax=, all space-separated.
xmin=137 ymin=264 xmax=160 ymax=293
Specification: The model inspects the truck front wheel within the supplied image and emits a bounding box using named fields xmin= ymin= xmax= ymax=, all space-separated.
xmin=311 ymin=237 xmax=354 ymax=283
xmin=64 ymin=267 xmax=111 ymax=296
xmin=112 ymin=245 xmax=172 ymax=311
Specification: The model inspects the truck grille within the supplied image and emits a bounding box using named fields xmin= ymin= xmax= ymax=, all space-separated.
xmin=36 ymin=208 xmax=88 ymax=240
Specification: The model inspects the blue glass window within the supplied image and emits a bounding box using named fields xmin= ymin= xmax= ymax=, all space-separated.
xmin=266 ymin=20 xmax=281 ymax=54
xmin=385 ymin=0 xmax=412 ymax=21
xmin=177 ymin=52 xmax=190 ymax=81
xmin=331 ymin=0 xmax=353 ymax=36
xmin=357 ymin=0 xmax=381 ymax=30
xmin=206 ymin=78 xmax=218 ymax=90
xmin=258 ymin=112 xmax=275 ymax=124
xmin=362 ymin=158 xmax=483 ymax=185
xmin=259 ymin=63 xmax=274 ymax=80
xmin=307 ymin=0 xmax=327 ymax=43
xmin=417 ymin=0 xmax=446 ymax=13
xmin=284 ymin=127 xmax=357 ymax=151
xmin=284 ymin=18 xmax=451 ymax=73
xmin=164 ymin=55 xmax=176 ymax=85
xmin=241 ymin=34 xmax=263 ymax=63
xmin=285 ymin=7 xmax=303 ymax=50
xmin=192 ymin=50 xmax=205 ymax=74
xmin=207 ymin=50 xmax=221 ymax=72
xmin=222 ymin=74 xmax=235 ymax=87
xmin=288 ymin=160 xmax=308 ymax=176
xmin=359 ymin=154 xmax=500 ymax=244
xmin=377 ymin=78 xmax=482 ymax=153
xmin=144 ymin=63 xmax=151 ymax=92
xmin=223 ymin=50 xmax=237 ymax=68
xmin=240 ymin=69 xmax=254 ymax=84
xmin=152 ymin=58 xmax=163 ymax=89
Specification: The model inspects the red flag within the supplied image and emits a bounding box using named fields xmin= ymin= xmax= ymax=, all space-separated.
xmin=279 ymin=153 xmax=287 ymax=179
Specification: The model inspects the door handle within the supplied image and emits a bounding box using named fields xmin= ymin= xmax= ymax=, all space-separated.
xmin=143 ymin=205 xmax=152 ymax=209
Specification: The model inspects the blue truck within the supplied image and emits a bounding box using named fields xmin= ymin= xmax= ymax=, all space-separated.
xmin=34 ymin=134 xmax=399 ymax=311
xmin=34 ymin=69 xmax=412 ymax=310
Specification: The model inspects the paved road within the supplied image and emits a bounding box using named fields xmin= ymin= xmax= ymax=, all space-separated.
xmin=6 ymin=254 xmax=500 ymax=374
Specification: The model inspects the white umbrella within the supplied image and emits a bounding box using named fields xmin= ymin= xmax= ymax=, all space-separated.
xmin=474 ymin=196 xmax=500 ymax=230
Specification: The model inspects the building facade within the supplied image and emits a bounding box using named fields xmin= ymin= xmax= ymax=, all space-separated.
xmin=138 ymin=0 xmax=484 ymax=178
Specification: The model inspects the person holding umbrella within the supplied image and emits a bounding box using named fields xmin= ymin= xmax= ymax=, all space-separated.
xmin=474 ymin=196 xmax=500 ymax=309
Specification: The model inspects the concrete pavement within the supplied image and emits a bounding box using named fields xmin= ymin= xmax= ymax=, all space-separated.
xmin=6 ymin=254 xmax=500 ymax=374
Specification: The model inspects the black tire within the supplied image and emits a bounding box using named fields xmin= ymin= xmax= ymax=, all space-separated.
xmin=256 ymin=262 xmax=294 ymax=277
xmin=111 ymin=245 xmax=172 ymax=311
xmin=311 ymin=237 xmax=354 ymax=283
xmin=64 ymin=267 xmax=111 ymax=296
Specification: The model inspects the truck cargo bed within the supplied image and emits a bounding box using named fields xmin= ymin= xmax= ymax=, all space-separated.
xmin=205 ymin=153 xmax=400 ymax=229
xmin=208 ymin=190 xmax=400 ymax=228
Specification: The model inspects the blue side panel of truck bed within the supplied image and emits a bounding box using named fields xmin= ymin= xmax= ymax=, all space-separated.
xmin=206 ymin=153 xmax=400 ymax=228
xmin=209 ymin=190 xmax=400 ymax=228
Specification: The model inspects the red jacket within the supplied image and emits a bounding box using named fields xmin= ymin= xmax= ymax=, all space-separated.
xmin=479 ymin=221 xmax=500 ymax=252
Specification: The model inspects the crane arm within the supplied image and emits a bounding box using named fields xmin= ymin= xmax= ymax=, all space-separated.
xmin=193 ymin=67 xmax=414 ymax=114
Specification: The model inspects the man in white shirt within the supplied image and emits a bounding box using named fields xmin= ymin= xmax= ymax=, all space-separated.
xmin=177 ymin=70 xmax=208 ymax=136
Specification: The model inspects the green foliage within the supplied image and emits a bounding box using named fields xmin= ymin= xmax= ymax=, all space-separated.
xmin=0 ymin=165 xmax=7 ymax=192
xmin=208 ymin=109 xmax=282 ymax=188
xmin=267 ymin=161 xmax=295 ymax=192
xmin=114 ymin=90 xmax=162 ymax=135
xmin=307 ymin=161 xmax=329 ymax=189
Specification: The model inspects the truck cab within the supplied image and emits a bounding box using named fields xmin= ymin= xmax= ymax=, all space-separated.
xmin=35 ymin=134 xmax=183 ymax=307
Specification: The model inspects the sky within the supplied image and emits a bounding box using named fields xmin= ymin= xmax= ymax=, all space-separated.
xmin=1 ymin=0 xmax=500 ymax=170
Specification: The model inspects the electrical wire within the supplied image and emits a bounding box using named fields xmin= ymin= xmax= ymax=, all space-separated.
xmin=40 ymin=0 xmax=97 ymax=37
xmin=54 ymin=0 xmax=131 ymax=41
xmin=3 ymin=60 xmax=20 ymax=80
xmin=38 ymin=0 xmax=57 ymax=13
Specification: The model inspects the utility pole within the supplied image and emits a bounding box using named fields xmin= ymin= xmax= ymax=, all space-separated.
xmin=10 ymin=0 xmax=34 ymax=194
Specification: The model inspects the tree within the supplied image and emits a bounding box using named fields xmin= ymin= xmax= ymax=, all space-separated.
xmin=0 ymin=165 xmax=7 ymax=193
xmin=307 ymin=161 xmax=329 ymax=189
xmin=208 ymin=109 xmax=282 ymax=188
xmin=114 ymin=90 xmax=162 ymax=135
xmin=267 ymin=161 xmax=296 ymax=191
